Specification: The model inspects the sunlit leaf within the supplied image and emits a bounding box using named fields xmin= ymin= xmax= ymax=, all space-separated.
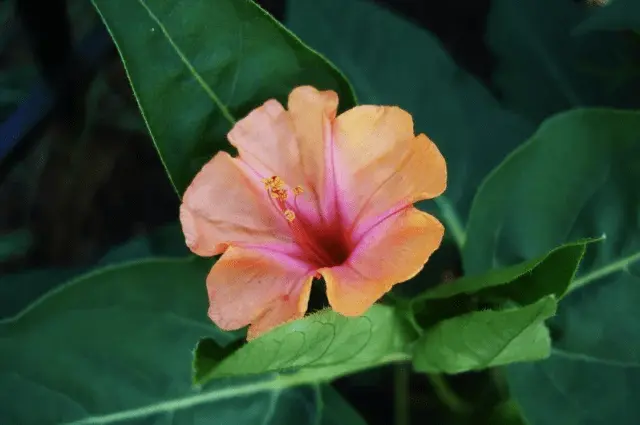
xmin=413 ymin=296 xmax=556 ymax=374
xmin=413 ymin=239 xmax=594 ymax=308
xmin=195 ymin=304 xmax=415 ymax=386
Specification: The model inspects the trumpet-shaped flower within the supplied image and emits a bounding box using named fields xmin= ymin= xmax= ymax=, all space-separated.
xmin=180 ymin=86 xmax=446 ymax=339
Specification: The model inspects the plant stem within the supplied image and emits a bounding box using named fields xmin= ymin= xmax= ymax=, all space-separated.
xmin=394 ymin=364 xmax=410 ymax=425
xmin=427 ymin=374 xmax=471 ymax=415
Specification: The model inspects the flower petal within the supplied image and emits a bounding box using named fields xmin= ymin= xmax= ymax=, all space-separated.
xmin=321 ymin=207 xmax=444 ymax=316
xmin=227 ymin=98 xmax=301 ymax=184
xmin=332 ymin=106 xmax=446 ymax=232
xmin=226 ymin=86 xmax=339 ymax=222
xmin=287 ymin=85 xmax=341 ymax=229
xmin=247 ymin=280 xmax=313 ymax=340
xmin=180 ymin=152 xmax=292 ymax=256
xmin=207 ymin=246 xmax=315 ymax=339
xmin=287 ymin=86 xmax=339 ymax=203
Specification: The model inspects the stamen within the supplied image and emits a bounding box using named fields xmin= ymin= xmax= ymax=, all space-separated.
xmin=262 ymin=177 xmax=335 ymax=264
xmin=271 ymin=188 xmax=288 ymax=201
xmin=263 ymin=176 xmax=289 ymax=202
xmin=261 ymin=176 xmax=275 ymax=190
xmin=284 ymin=210 xmax=296 ymax=222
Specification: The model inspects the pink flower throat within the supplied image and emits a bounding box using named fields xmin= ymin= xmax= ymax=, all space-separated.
xmin=262 ymin=175 xmax=350 ymax=268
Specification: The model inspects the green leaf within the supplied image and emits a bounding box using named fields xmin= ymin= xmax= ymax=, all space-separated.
xmin=0 ymin=258 xmax=222 ymax=424
xmin=286 ymin=0 xmax=533 ymax=248
xmin=195 ymin=304 xmax=414 ymax=386
xmin=0 ymin=223 xmax=187 ymax=320
xmin=97 ymin=222 xmax=188 ymax=265
xmin=0 ymin=228 xmax=32 ymax=262
xmin=192 ymin=338 xmax=244 ymax=385
xmin=464 ymin=109 xmax=640 ymax=277
xmin=92 ymin=0 xmax=356 ymax=194
xmin=319 ymin=386 xmax=368 ymax=425
xmin=413 ymin=239 xmax=593 ymax=309
xmin=487 ymin=0 xmax=640 ymax=123
xmin=488 ymin=400 xmax=528 ymax=425
xmin=575 ymin=0 xmax=640 ymax=34
xmin=413 ymin=296 xmax=556 ymax=374
xmin=0 ymin=258 xmax=362 ymax=425
xmin=462 ymin=108 xmax=640 ymax=425
xmin=0 ymin=268 xmax=79 ymax=320
xmin=506 ymin=275 xmax=640 ymax=425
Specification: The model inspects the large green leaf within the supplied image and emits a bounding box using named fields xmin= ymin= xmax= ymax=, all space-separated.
xmin=413 ymin=296 xmax=556 ymax=374
xmin=575 ymin=0 xmax=640 ymax=34
xmin=286 ymin=0 xmax=533 ymax=248
xmin=464 ymin=109 xmax=640 ymax=275
xmin=92 ymin=0 xmax=356 ymax=194
xmin=194 ymin=304 xmax=414 ymax=385
xmin=487 ymin=0 xmax=640 ymax=123
xmin=0 ymin=258 xmax=363 ymax=425
xmin=506 ymin=276 xmax=640 ymax=425
xmin=463 ymin=109 xmax=640 ymax=425
xmin=0 ymin=222 xmax=186 ymax=320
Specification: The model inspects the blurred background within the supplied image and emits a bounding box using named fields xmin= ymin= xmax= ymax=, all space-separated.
xmin=0 ymin=0 xmax=618 ymax=424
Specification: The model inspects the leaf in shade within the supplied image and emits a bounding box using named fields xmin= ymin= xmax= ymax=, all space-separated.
xmin=0 ymin=258 xmax=353 ymax=425
xmin=463 ymin=108 xmax=640 ymax=425
xmin=487 ymin=0 xmax=640 ymax=123
xmin=574 ymin=0 xmax=640 ymax=34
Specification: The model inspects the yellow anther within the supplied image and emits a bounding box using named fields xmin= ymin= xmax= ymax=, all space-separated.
xmin=261 ymin=177 xmax=273 ymax=190
xmin=271 ymin=188 xmax=288 ymax=201
xmin=262 ymin=176 xmax=284 ymax=190
xmin=293 ymin=186 xmax=304 ymax=196
xmin=263 ymin=175 xmax=290 ymax=202
xmin=284 ymin=210 xmax=296 ymax=222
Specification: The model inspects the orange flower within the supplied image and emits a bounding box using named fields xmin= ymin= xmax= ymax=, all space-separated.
xmin=180 ymin=86 xmax=446 ymax=340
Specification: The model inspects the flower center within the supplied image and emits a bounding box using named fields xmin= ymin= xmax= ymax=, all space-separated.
xmin=262 ymin=175 xmax=350 ymax=267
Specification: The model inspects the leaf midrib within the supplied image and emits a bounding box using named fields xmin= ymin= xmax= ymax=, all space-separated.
xmin=136 ymin=0 xmax=237 ymax=125
xmin=569 ymin=250 xmax=640 ymax=291
xmin=62 ymin=352 xmax=409 ymax=425
xmin=480 ymin=298 xmax=552 ymax=368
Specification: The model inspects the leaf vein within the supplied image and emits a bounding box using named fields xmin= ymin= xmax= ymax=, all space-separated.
xmin=136 ymin=0 xmax=236 ymax=125
xmin=551 ymin=347 xmax=640 ymax=368
xmin=570 ymin=250 xmax=640 ymax=290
